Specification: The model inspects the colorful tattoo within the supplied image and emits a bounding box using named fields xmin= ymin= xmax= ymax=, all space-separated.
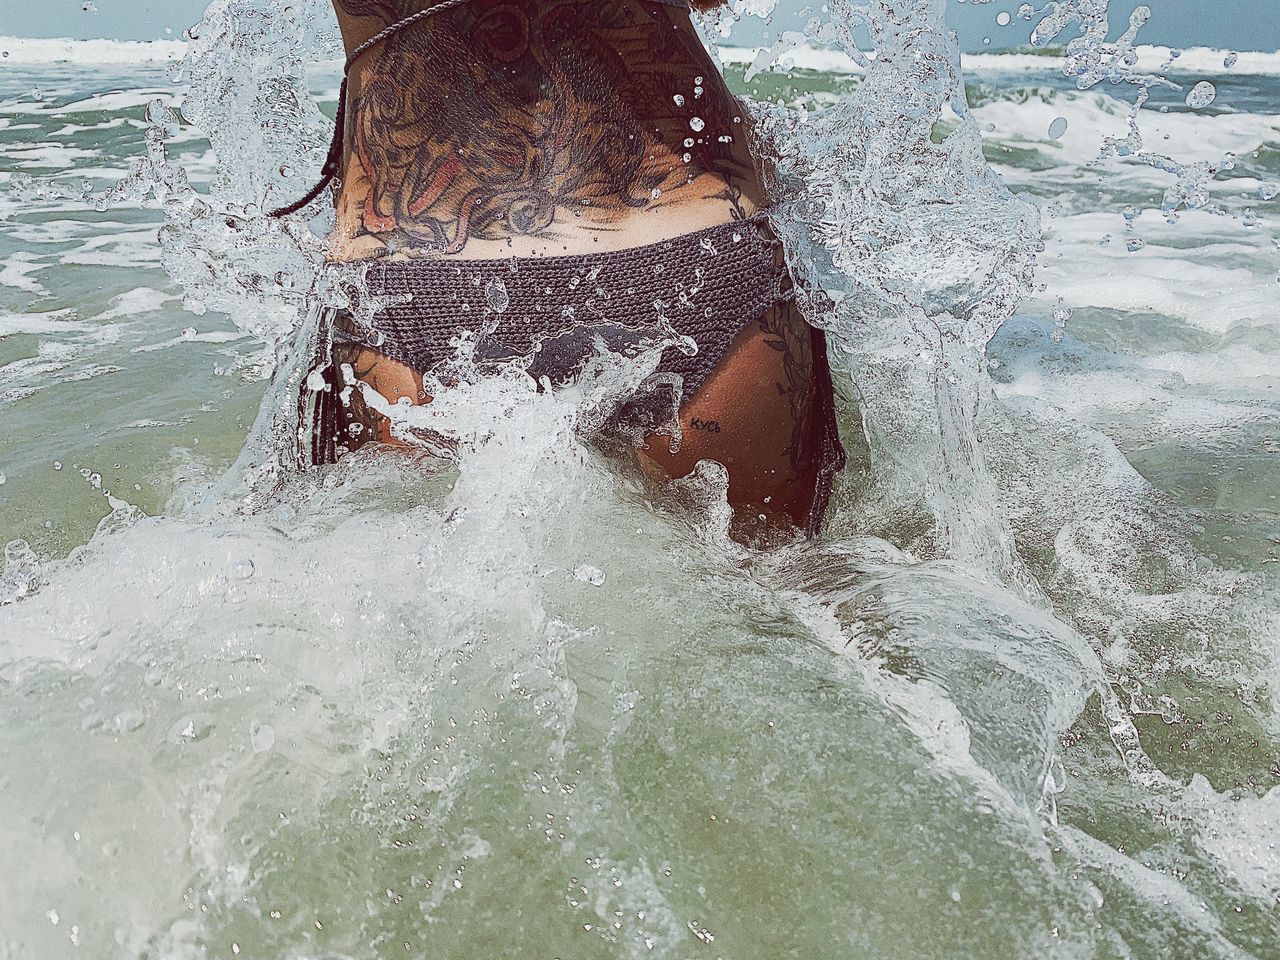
xmin=333 ymin=0 xmax=760 ymax=255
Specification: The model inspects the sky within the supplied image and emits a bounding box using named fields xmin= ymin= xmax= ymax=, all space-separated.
xmin=0 ymin=0 xmax=1277 ymax=52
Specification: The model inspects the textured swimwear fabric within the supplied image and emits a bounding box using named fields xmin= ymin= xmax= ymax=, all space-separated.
xmin=304 ymin=215 xmax=848 ymax=536
xmin=334 ymin=215 xmax=781 ymax=397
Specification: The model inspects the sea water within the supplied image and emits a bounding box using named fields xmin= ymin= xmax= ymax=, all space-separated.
xmin=0 ymin=1 xmax=1278 ymax=957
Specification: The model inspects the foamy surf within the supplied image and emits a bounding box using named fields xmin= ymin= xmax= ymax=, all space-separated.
xmin=7 ymin=32 xmax=1280 ymax=75
xmin=1 ymin=1 xmax=1278 ymax=957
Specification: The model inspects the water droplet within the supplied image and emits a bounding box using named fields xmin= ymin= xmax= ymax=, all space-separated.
xmin=672 ymin=94 xmax=685 ymax=107
xmin=181 ymin=326 xmax=197 ymax=340
xmin=1126 ymin=238 xmax=1146 ymax=253
xmin=250 ymin=721 xmax=275 ymax=753
xmin=484 ymin=277 xmax=509 ymax=314
xmin=1185 ymin=81 xmax=1216 ymax=109
xmin=53 ymin=461 xmax=62 ymax=471
xmin=996 ymin=11 xmax=1011 ymax=26
xmin=0 ymin=472 xmax=6 ymax=486
xmin=1224 ymin=51 xmax=1239 ymax=69
xmin=689 ymin=117 xmax=705 ymax=133
xmin=114 ymin=710 xmax=146 ymax=734
xmin=573 ymin=564 xmax=606 ymax=587
xmin=1048 ymin=116 xmax=1068 ymax=140
xmin=228 ymin=557 xmax=255 ymax=580
xmin=170 ymin=715 xmax=214 ymax=743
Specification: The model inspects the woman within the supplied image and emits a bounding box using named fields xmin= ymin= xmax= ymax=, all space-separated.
xmin=281 ymin=0 xmax=845 ymax=534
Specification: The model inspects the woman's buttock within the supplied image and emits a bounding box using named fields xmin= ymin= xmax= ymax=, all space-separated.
xmin=310 ymin=216 xmax=840 ymax=531
xmin=327 ymin=294 xmax=825 ymax=526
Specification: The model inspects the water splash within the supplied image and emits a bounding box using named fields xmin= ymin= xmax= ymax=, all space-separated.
xmin=753 ymin=0 xmax=1041 ymax=586
xmin=1028 ymin=1 xmax=1274 ymax=242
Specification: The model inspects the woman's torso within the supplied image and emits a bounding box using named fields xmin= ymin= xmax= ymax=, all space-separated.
xmin=327 ymin=0 xmax=766 ymax=262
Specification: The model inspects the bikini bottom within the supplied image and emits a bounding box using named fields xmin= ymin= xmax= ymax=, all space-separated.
xmin=302 ymin=214 xmax=847 ymax=535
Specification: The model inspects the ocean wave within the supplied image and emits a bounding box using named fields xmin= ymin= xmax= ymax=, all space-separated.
xmin=0 ymin=35 xmax=186 ymax=65
xmin=4 ymin=32 xmax=1279 ymax=77
xmin=719 ymin=42 xmax=1280 ymax=77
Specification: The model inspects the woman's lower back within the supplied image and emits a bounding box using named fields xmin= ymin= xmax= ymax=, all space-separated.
xmin=327 ymin=0 xmax=765 ymax=262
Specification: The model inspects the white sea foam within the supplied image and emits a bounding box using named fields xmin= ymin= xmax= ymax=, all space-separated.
xmin=0 ymin=250 xmax=50 ymax=295
xmin=57 ymin=227 xmax=165 ymax=269
xmin=0 ymin=309 xmax=81 ymax=337
xmin=1038 ymin=209 xmax=1278 ymax=335
xmin=975 ymin=90 xmax=1280 ymax=169
xmin=719 ymin=42 xmax=1280 ymax=77
xmin=3 ymin=144 xmax=101 ymax=170
xmin=92 ymin=286 xmax=176 ymax=322
xmin=131 ymin=329 xmax=247 ymax=353
xmin=52 ymin=91 xmax=185 ymax=115
xmin=0 ymin=35 xmax=186 ymax=65
xmin=5 ymin=33 xmax=1279 ymax=77
xmin=1126 ymin=45 xmax=1280 ymax=77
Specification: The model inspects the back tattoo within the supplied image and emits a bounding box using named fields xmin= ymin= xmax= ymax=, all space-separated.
xmin=334 ymin=0 xmax=760 ymax=254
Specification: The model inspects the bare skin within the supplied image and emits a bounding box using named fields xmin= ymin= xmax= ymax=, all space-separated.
xmin=322 ymin=0 xmax=821 ymax=525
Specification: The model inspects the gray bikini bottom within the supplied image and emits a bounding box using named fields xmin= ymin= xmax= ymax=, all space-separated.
xmin=303 ymin=214 xmax=846 ymax=535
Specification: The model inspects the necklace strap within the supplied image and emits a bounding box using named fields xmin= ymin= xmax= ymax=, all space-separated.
xmin=269 ymin=0 xmax=476 ymax=219
xmin=344 ymin=0 xmax=474 ymax=72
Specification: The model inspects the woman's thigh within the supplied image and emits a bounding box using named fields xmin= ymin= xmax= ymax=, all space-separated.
xmin=634 ymin=299 xmax=820 ymax=526
xmin=327 ymin=342 xmax=427 ymax=449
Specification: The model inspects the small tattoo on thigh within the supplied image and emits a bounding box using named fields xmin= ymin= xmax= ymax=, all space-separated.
xmin=690 ymin=417 xmax=722 ymax=434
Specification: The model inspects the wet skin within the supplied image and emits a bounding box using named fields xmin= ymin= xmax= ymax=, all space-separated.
xmin=324 ymin=0 xmax=821 ymax=525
